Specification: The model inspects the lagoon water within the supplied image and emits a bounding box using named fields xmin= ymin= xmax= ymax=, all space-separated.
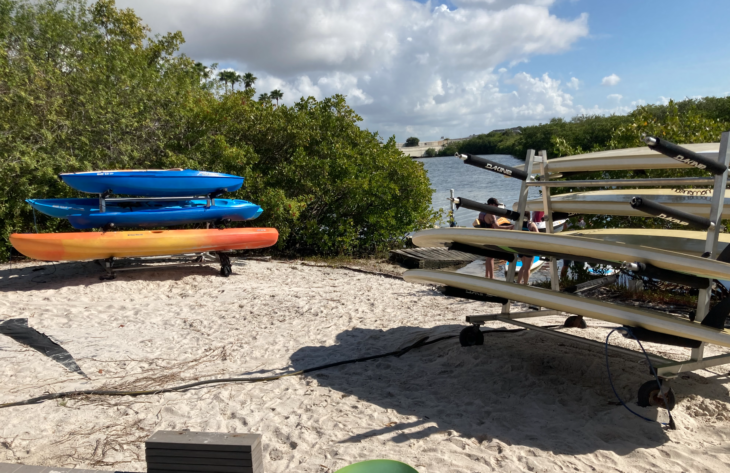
xmin=416 ymin=154 xmax=548 ymax=281
xmin=416 ymin=154 xmax=541 ymax=227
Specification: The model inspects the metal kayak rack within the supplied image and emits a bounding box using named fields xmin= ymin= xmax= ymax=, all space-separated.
xmin=97 ymin=190 xmax=226 ymax=212
xmin=449 ymin=132 xmax=730 ymax=411
xmin=97 ymin=251 xmax=234 ymax=280
xmin=93 ymin=191 xmax=236 ymax=279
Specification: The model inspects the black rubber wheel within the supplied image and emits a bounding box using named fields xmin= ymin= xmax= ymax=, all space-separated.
xmin=637 ymin=380 xmax=676 ymax=411
xmin=220 ymin=265 xmax=232 ymax=277
xmin=459 ymin=325 xmax=484 ymax=347
xmin=563 ymin=315 xmax=587 ymax=329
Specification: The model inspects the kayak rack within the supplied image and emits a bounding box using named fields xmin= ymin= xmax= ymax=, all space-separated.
xmin=98 ymin=192 xmax=223 ymax=212
xmin=452 ymin=132 xmax=730 ymax=406
xmin=97 ymin=251 xmax=233 ymax=280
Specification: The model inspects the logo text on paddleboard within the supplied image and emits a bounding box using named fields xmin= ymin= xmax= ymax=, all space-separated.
xmin=484 ymin=163 xmax=512 ymax=176
xmin=657 ymin=213 xmax=688 ymax=225
xmin=674 ymin=154 xmax=707 ymax=170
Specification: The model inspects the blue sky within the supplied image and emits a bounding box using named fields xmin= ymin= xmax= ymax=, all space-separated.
xmin=119 ymin=0 xmax=730 ymax=141
xmin=519 ymin=0 xmax=730 ymax=112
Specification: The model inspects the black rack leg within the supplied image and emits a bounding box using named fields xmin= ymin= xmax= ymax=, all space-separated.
xmin=217 ymin=252 xmax=232 ymax=277
xmin=99 ymin=257 xmax=116 ymax=280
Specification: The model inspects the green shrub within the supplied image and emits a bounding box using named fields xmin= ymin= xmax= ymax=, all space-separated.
xmin=404 ymin=137 xmax=419 ymax=147
xmin=423 ymin=148 xmax=437 ymax=157
xmin=0 ymin=0 xmax=439 ymax=259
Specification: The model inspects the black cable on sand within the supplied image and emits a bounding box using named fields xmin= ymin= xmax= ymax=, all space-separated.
xmin=0 ymin=328 xmax=525 ymax=409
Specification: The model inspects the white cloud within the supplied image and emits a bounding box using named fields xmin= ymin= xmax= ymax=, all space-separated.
xmin=601 ymin=74 xmax=621 ymax=86
xmin=658 ymin=96 xmax=671 ymax=105
xmin=607 ymin=93 xmax=622 ymax=101
xmin=117 ymin=0 xmax=590 ymax=140
xmin=456 ymin=0 xmax=557 ymax=9
xmin=566 ymin=77 xmax=580 ymax=90
xmin=630 ymin=99 xmax=646 ymax=107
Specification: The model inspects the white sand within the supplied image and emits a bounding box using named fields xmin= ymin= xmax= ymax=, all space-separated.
xmin=1 ymin=258 xmax=729 ymax=472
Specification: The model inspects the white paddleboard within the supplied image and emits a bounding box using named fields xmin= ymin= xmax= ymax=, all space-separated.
xmin=564 ymin=228 xmax=730 ymax=257
xmin=516 ymin=188 xmax=728 ymax=218
xmin=515 ymin=143 xmax=718 ymax=174
xmin=404 ymin=269 xmax=730 ymax=348
xmin=411 ymin=227 xmax=730 ymax=281
xmin=535 ymin=219 xmax=566 ymax=232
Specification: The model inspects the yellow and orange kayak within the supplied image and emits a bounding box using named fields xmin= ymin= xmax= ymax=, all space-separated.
xmin=10 ymin=228 xmax=279 ymax=261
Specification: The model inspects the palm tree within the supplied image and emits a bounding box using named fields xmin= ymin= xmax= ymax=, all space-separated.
xmin=194 ymin=62 xmax=209 ymax=80
xmin=242 ymin=72 xmax=257 ymax=90
xmin=217 ymin=70 xmax=239 ymax=93
xmin=258 ymin=92 xmax=270 ymax=103
xmin=270 ymin=89 xmax=283 ymax=107
xmin=217 ymin=70 xmax=229 ymax=93
xmin=231 ymin=73 xmax=242 ymax=92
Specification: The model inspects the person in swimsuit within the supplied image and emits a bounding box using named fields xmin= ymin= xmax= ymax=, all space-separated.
xmin=473 ymin=197 xmax=514 ymax=279
xmin=516 ymin=211 xmax=539 ymax=284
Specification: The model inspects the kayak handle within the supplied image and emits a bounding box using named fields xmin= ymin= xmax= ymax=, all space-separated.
xmin=630 ymin=196 xmax=714 ymax=230
xmin=455 ymin=153 xmax=528 ymax=181
xmin=642 ymin=136 xmax=727 ymax=175
xmin=452 ymin=197 xmax=521 ymax=221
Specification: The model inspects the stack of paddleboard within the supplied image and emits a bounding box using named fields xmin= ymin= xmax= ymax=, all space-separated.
xmin=11 ymin=169 xmax=278 ymax=263
xmin=405 ymin=139 xmax=730 ymax=351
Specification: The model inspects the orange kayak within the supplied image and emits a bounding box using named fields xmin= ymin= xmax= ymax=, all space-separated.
xmin=10 ymin=228 xmax=279 ymax=261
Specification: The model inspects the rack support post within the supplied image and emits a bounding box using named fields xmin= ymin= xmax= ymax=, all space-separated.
xmin=538 ymin=150 xmax=560 ymax=291
xmin=691 ymin=131 xmax=730 ymax=361
xmin=502 ymin=149 xmax=536 ymax=316
xmin=450 ymin=188 xmax=456 ymax=227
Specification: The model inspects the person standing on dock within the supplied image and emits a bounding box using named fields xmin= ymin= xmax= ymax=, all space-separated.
xmin=474 ymin=198 xmax=514 ymax=278
xmin=516 ymin=212 xmax=539 ymax=284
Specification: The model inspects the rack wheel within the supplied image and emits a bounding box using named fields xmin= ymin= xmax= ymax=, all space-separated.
xmin=563 ymin=315 xmax=587 ymax=329
xmin=459 ymin=325 xmax=484 ymax=347
xmin=220 ymin=265 xmax=232 ymax=277
xmin=637 ymin=380 xmax=676 ymax=411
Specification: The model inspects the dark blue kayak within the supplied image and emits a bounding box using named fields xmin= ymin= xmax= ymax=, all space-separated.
xmin=27 ymin=198 xmax=242 ymax=219
xmin=67 ymin=200 xmax=263 ymax=229
xmin=58 ymin=169 xmax=243 ymax=196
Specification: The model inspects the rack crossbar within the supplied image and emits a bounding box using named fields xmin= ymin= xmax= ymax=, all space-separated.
xmin=497 ymin=317 xmax=669 ymax=365
xmin=654 ymin=353 xmax=730 ymax=377
xmin=466 ymin=309 xmax=561 ymax=324
xmin=103 ymin=196 xmax=213 ymax=202
xmin=526 ymin=177 xmax=714 ymax=188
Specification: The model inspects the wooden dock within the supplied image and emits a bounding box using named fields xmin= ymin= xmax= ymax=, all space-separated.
xmin=390 ymin=247 xmax=479 ymax=269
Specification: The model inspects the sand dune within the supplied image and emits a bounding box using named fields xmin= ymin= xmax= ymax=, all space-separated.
xmin=1 ymin=259 xmax=729 ymax=472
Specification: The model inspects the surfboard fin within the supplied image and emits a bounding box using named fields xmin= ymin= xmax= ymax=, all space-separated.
xmin=624 ymin=326 xmax=702 ymax=349
xmin=441 ymin=286 xmax=509 ymax=305
xmin=716 ymin=245 xmax=730 ymax=263
xmin=700 ymin=295 xmax=730 ymax=330
xmin=449 ymin=242 xmax=516 ymax=262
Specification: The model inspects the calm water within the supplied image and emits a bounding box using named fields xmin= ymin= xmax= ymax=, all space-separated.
xmin=415 ymin=155 xmax=547 ymax=282
xmin=415 ymin=155 xmax=541 ymax=227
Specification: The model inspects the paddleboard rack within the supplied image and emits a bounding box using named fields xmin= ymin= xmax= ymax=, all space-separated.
xmin=455 ymin=133 xmax=730 ymax=403
xmin=97 ymin=251 xmax=234 ymax=280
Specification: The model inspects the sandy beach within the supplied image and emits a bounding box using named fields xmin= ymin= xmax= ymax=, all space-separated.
xmin=1 ymin=258 xmax=729 ymax=472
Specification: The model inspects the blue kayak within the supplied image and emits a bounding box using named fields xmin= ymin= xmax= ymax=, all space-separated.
xmin=58 ymin=169 xmax=244 ymax=196
xmin=27 ymin=198 xmax=244 ymax=219
xmin=28 ymin=198 xmax=196 ymax=218
xmin=67 ymin=200 xmax=263 ymax=229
